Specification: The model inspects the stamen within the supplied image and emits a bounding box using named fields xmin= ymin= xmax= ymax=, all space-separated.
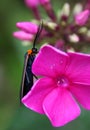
xmin=57 ymin=76 xmax=69 ymax=88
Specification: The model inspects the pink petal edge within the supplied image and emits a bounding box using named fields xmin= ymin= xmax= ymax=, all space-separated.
xmin=16 ymin=22 xmax=38 ymax=34
xmin=32 ymin=44 xmax=69 ymax=77
xmin=70 ymin=83 xmax=90 ymax=110
xmin=22 ymin=77 xmax=55 ymax=114
xmin=75 ymin=10 xmax=89 ymax=26
xmin=43 ymin=88 xmax=80 ymax=127
xmin=66 ymin=52 xmax=90 ymax=84
xmin=13 ymin=31 xmax=33 ymax=40
xmin=25 ymin=0 xmax=40 ymax=8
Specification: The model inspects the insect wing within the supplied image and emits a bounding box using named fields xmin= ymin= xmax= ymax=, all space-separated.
xmin=24 ymin=54 xmax=35 ymax=95
xmin=20 ymin=53 xmax=29 ymax=101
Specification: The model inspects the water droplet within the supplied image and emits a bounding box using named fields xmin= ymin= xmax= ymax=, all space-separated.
xmin=50 ymin=63 xmax=55 ymax=70
xmin=60 ymin=60 xmax=63 ymax=64
xmin=60 ymin=58 xmax=63 ymax=64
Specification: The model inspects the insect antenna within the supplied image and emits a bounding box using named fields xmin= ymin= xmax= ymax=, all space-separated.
xmin=32 ymin=21 xmax=43 ymax=51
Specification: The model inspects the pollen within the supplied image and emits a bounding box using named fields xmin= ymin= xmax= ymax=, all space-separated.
xmin=57 ymin=76 xmax=69 ymax=88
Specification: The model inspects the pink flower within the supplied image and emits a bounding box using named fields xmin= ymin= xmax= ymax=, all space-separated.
xmin=39 ymin=0 xmax=56 ymax=21
xmin=16 ymin=22 xmax=38 ymax=34
xmin=22 ymin=45 xmax=90 ymax=127
xmin=55 ymin=39 xmax=64 ymax=49
xmin=75 ymin=9 xmax=90 ymax=26
xmin=85 ymin=0 xmax=90 ymax=10
xmin=39 ymin=0 xmax=50 ymax=5
xmin=13 ymin=31 xmax=33 ymax=41
xmin=25 ymin=0 xmax=40 ymax=8
xmin=24 ymin=0 xmax=41 ymax=20
xmin=13 ymin=22 xmax=38 ymax=41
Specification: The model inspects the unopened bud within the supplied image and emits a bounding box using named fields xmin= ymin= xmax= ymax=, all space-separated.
xmin=75 ymin=10 xmax=89 ymax=26
xmin=69 ymin=34 xmax=79 ymax=43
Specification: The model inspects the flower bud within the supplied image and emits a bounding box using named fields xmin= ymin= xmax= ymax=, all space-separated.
xmin=39 ymin=0 xmax=50 ymax=5
xmin=69 ymin=34 xmax=79 ymax=43
xmin=16 ymin=22 xmax=38 ymax=34
xmin=75 ymin=10 xmax=90 ymax=26
xmin=25 ymin=0 xmax=39 ymax=8
xmin=13 ymin=31 xmax=33 ymax=41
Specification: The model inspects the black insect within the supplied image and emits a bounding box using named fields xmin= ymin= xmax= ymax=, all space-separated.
xmin=20 ymin=22 xmax=43 ymax=102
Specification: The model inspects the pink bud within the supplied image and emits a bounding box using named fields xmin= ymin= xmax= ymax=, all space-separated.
xmin=75 ymin=10 xmax=90 ymax=26
xmin=39 ymin=0 xmax=50 ymax=5
xmin=25 ymin=0 xmax=40 ymax=8
xmin=13 ymin=31 xmax=33 ymax=41
xmin=85 ymin=0 xmax=90 ymax=10
xmin=16 ymin=22 xmax=38 ymax=34
xmin=55 ymin=40 xmax=64 ymax=49
xmin=39 ymin=0 xmax=56 ymax=22
xmin=24 ymin=0 xmax=41 ymax=20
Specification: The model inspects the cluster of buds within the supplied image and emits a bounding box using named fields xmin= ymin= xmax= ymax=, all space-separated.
xmin=13 ymin=0 xmax=90 ymax=52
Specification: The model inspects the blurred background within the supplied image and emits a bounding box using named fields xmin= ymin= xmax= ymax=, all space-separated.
xmin=0 ymin=0 xmax=90 ymax=130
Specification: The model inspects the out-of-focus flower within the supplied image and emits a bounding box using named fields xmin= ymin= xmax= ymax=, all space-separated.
xmin=75 ymin=10 xmax=90 ymax=26
xmin=60 ymin=3 xmax=70 ymax=18
xmin=73 ymin=3 xmax=83 ymax=16
xmin=39 ymin=0 xmax=56 ymax=21
xmin=68 ymin=34 xmax=80 ymax=43
xmin=25 ymin=0 xmax=40 ymax=8
xmin=39 ymin=0 xmax=50 ymax=5
xmin=16 ymin=22 xmax=38 ymax=34
xmin=13 ymin=22 xmax=38 ymax=41
xmin=22 ymin=45 xmax=90 ymax=127
xmin=13 ymin=31 xmax=33 ymax=41
xmin=13 ymin=1 xmax=90 ymax=51
xmin=55 ymin=39 xmax=64 ymax=49
xmin=85 ymin=0 xmax=90 ymax=10
xmin=24 ymin=0 xmax=41 ymax=19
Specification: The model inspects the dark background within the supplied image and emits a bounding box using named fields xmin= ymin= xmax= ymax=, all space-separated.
xmin=0 ymin=0 xmax=90 ymax=130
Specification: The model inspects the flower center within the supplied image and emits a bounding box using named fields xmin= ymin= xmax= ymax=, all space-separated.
xmin=57 ymin=76 xmax=69 ymax=88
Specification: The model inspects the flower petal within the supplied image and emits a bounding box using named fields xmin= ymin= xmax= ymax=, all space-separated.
xmin=39 ymin=0 xmax=50 ymax=5
xmin=75 ymin=10 xmax=89 ymax=26
xmin=70 ymin=83 xmax=90 ymax=110
xmin=43 ymin=88 xmax=80 ymax=127
xmin=32 ymin=45 xmax=69 ymax=77
xmin=66 ymin=52 xmax=90 ymax=84
xmin=16 ymin=22 xmax=38 ymax=34
xmin=25 ymin=0 xmax=40 ymax=8
xmin=13 ymin=31 xmax=33 ymax=41
xmin=22 ymin=77 xmax=55 ymax=114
